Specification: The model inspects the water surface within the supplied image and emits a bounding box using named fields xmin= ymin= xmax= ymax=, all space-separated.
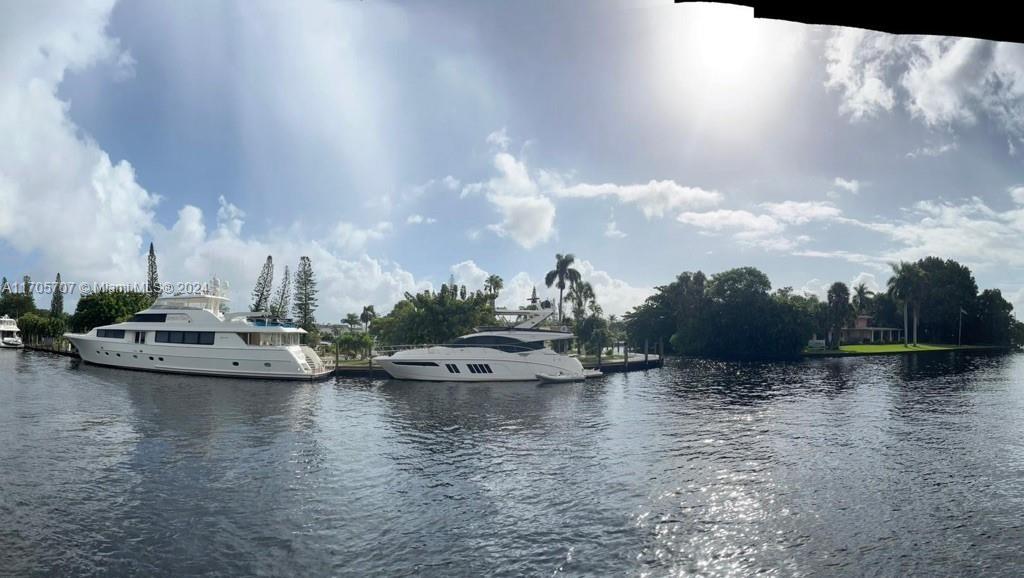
xmin=2 ymin=350 xmax=1024 ymax=575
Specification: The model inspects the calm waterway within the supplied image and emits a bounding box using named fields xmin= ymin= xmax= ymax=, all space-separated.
xmin=3 ymin=349 xmax=1024 ymax=576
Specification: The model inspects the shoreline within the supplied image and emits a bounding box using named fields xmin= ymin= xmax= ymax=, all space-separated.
xmin=801 ymin=344 xmax=1012 ymax=358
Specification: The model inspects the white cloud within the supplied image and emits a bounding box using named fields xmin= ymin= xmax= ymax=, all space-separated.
xmin=331 ymin=221 xmax=392 ymax=254
xmin=825 ymin=30 xmax=1024 ymax=139
xmin=555 ymin=180 xmax=721 ymax=219
xmin=461 ymin=139 xmax=556 ymax=249
xmin=574 ymin=259 xmax=653 ymax=317
xmin=690 ymin=211 xmax=805 ymax=251
xmin=442 ymin=175 xmax=460 ymax=190
xmin=677 ymin=209 xmax=784 ymax=235
xmin=486 ymin=127 xmax=510 ymax=151
xmin=0 ymin=0 xmax=158 ymax=282
xmin=761 ymin=201 xmax=841 ymax=224
xmin=902 ymin=37 xmax=989 ymax=127
xmin=1010 ymin=186 xmax=1024 ymax=204
xmin=906 ymin=141 xmax=958 ymax=158
xmin=833 ymin=177 xmax=861 ymax=194
xmin=850 ymin=271 xmax=881 ymax=294
xmin=485 ymin=194 xmax=556 ymax=249
xmin=604 ymin=212 xmax=627 ymax=239
xmin=824 ymin=28 xmax=901 ymax=120
xmin=406 ymin=214 xmax=436 ymax=225
xmin=449 ymin=260 xmax=488 ymax=290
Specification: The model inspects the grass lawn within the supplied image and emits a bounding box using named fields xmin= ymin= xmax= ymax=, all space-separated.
xmin=804 ymin=343 xmax=1003 ymax=356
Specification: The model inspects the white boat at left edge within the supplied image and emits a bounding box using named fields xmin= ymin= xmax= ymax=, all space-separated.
xmin=0 ymin=315 xmax=24 ymax=348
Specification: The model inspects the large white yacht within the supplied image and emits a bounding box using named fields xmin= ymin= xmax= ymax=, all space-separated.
xmin=0 ymin=315 xmax=23 ymax=348
xmin=64 ymin=294 xmax=330 ymax=380
xmin=374 ymin=308 xmax=588 ymax=382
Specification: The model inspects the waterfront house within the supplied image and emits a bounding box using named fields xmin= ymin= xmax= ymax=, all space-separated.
xmin=840 ymin=314 xmax=904 ymax=344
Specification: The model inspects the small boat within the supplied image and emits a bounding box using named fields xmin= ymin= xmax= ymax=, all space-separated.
xmin=0 ymin=315 xmax=23 ymax=348
xmin=583 ymin=369 xmax=603 ymax=379
xmin=535 ymin=372 xmax=585 ymax=384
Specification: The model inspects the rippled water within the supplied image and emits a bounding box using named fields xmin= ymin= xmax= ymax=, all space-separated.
xmin=3 ymin=350 xmax=1024 ymax=576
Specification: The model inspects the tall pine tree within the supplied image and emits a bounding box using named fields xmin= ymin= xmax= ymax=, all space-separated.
xmin=250 ymin=255 xmax=274 ymax=312
xmin=50 ymin=273 xmax=64 ymax=316
xmin=147 ymin=243 xmax=160 ymax=298
xmin=292 ymin=256 xmax=318 ymax=331
xmin=1 ymin=277 xmax=9 ymax=295
xmin=270 ymin=265 xmax=291 ymax=318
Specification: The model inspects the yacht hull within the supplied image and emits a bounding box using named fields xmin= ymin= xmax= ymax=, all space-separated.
xmin=375 ymin=347 xmax=584 ymax=382
xmin=66 ymin=335 xmax=331 ymax=380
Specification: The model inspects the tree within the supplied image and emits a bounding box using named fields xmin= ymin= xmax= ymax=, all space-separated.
xmin=50 ymin=272 xmax=64 ymax=316
xmin=567 ymin=280 xmax=596 ymax=354
xmin=544 ymin=253 xmax=581 ymax=323
xmin=69 ymin=290 xmax=155 ymax=332
xmin=371 ymin=290 xmax=495 ymax=346
xmin=1 ymin=277 xmax=9 ymax=295
xmin=147 ymin=242 xmax=160 ymax=299
xmin=270 ymin=265 xmax=290 ymax=318
xmin=826 ymin=282 xmax=852 ymax=348
xmin=292 ymin=256 xmax=318 ymax=333
xmin=250 ymin=255 xmax=274 ymax=312
xmin=887 ymin=261 xmax=925 ymax=345
xmin=852 ymin=282 xmax=873 ymax=313
xmin=344 ymin=313 xmax=362 ymax=330
xmin=484 ymin=274 xmax=504 ymax=299
xmin=360 ymin=305 xmax=376 ymax=331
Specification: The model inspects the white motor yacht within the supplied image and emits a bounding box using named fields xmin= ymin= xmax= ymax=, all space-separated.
xmin=0 ymin=315 xmax=23 ymax=348
xmin=374 ymin=308 xmax=588 ymax=382
xmin=63 ymin=294 xmax=330 ymax=380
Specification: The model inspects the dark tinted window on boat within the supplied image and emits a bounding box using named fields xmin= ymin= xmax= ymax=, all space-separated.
xmin=96 ymin=329 xmax=126 ymax=339
xmin=451 ymin=335 xmax=542 ymax=353
xmin=154 ymin=331 xmax=215 ymax=345
xmin=129 ymin=313 xmax=167 ymax=323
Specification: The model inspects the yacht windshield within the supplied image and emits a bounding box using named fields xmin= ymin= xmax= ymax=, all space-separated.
xmin=449 ymin=335 xmax=543 ymax=353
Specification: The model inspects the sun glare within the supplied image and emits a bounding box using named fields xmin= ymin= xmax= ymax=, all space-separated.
xmin=651 ymin=3 xmax=805 ymax=140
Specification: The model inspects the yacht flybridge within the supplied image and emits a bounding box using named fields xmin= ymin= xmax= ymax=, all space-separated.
xmin=63 ymin=294 xmax=330 ymax=380
xmin=0 ymin=315 xmax=23 ymax=348
xmin=374 ymin=308 xmax=596 ymax=382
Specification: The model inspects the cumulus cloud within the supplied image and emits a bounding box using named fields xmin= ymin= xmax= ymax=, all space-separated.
xmin=554 ymin=180 xmax=721 ymax=219
xmin=406 ymin=214 xmax=436 ymax=225
xmin=761 ymin=201 xmax=841 ymax=224
xmin=0 ymin=0 xmax=158 ymax=283
xmin=824 ymin=30 xmax=1024 ymax=139
xmin=676 ymin=209 xmax=799 ymax=250
xmin=833 ymin=177 xmax=861 ymax=194
xmin=332 ymin=221 xmax=393 ymax=254
xmin=449 ymin=260 xmax=488 ymax=290
xmin=824 ymin=28 xmax=901 ymax=120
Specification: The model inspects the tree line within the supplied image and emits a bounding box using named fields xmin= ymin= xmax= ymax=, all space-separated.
xmin=624 ymin=257 xmax=1024 ymax=360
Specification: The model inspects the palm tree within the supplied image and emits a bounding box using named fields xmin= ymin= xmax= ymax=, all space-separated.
xmin=852 ymin=282 xmax=874 ymax=313
xmin=360 ymin=305 xmax=377 ymax=332
xmin=826 ymin=282 xmax=851 ymax=349
xmin=484 ymin=274 xmax=504 ymax=299
xmin=887 ymin=261 xmax=924 ymax=346
xmin=544 ymin=253 xmax=581 ymax=323
xmin=567 ymin=280 xmax=595 ymax=354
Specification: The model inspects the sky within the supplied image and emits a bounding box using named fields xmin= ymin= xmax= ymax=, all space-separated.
xmin=3 ymin=0 xmax=1024 ymax=321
